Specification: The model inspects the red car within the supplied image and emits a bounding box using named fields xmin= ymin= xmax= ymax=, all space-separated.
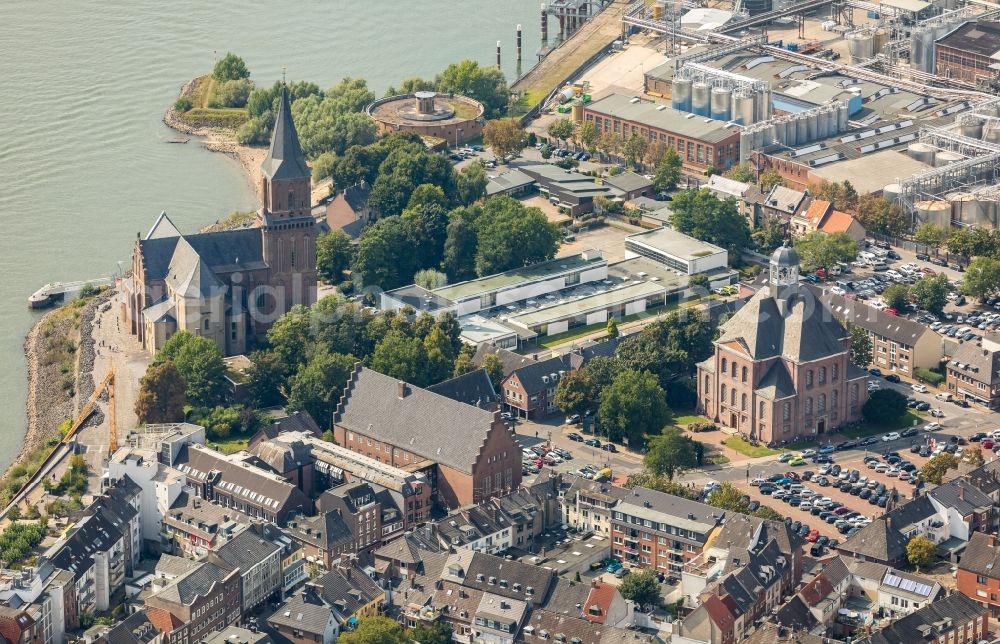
xmin=834 ymin=507 xmax=851 ymax=515
xmin=884 ymin=308 xmax=897 ymax=316
xmin=816 ymin=268 xmax=828 ymax=279
xmin=984 ymin=440 xmax=995 ymax=450
xmin=805 ymin=529 xmax=820 ymax=542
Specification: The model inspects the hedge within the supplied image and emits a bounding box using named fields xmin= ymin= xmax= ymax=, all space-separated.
xmin=914 ymin=367 xmax=944 ymax=386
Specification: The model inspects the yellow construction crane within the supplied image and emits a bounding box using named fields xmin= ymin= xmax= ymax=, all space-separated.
xmin=62 ymin=371 xmax=116 ymax=454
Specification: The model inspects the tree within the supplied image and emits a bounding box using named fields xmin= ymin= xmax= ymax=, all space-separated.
xmin=850 ymin=326 xmax=872 ymax=368
xmin=578 ymin=121 xmax=597 ymax=151
xmin=135 ymin=361 xmax=187 ymax=424
xmin=645 ymin=427 xmax=698 ymax=480
xmin=245 ymin=350 xmax=286 ymax=408
xmin=810 ymin=180 xmax=859 ymax=212
xmin=455 ymin=163 xmax=487 ymax=206
xmin=862 ymin=389 xmax=907 ymax=425
xmin=338 ymin=616 xmax=409 ymax=644
xmin=725 ymin=163 xmax=754 ymax=183
xmin=442 ymin=215 xmax=478 ymax=282
xmin=287 ymin=351 xmax=356 ymax=424
xmin=921 ymin=452 xmax=959 ymax=484
xmin=652 ymin=147 xmax=682 ymax=192
xmin=622 ymin=471 xmax=696 ymax=498
xmin=623 ymin=133 xmax=649 ymax=169
xmin=548 ymin=119 xmax=575 ymax=146
xmin=753 ymin=216 xmax=786 ymax=253
xmin=414 ymin=269 xmax=448 ymax=289
xmin=606 ymin=317 xmax=620 ymax=339
xmin=597 ymin=131 xmax=621 ymax=162
xmin=352 ymin=216 xmax=414 ymax=290
xmin=857 ymin=194 xmax=909 ymax=238
xmin=370 ymin=331 xmax=429 ymax=386
xmin=965 ymin=446 xmax=985 ymax=467
xmin=155 ymin=332 xmax=227 ymax=408
xmin=706 ymin=482 xmax=752 ymax=513
xmin=598 ymin=370 xmax=671 ymax=447
xmin=906 ymin=535 xmax=937 ymax=569
xmin=793 ymin=231 xmax=858 ymax=272
xmin=759 ymin=169 xmax=784 ymax=192
xmin=193 ymin=405 xmax=242 ymax=440
xmin=670 ymin=189 xmax=751 ymax=257
xmin=217 ymin=79 xmax=253 ymax=108
xmin=213 ymin=53 xmax=250 ymax=82
xmin=482 ymin=118 xmax=524 ymax=161
xmin=617 ymin=569 xmax=662 ymax=608
xmin=316 ymin=230 xmax=353 ymax=283
xmin=411 ymin=621 xmax=452 ymax=644
xmin=481 ymin=353 xmax=504 ymax=390
xmin=883 ymin=284 xmax=911 ymax=311
xmin=474 ymin=197 xmax=561 ymax=276
xmin=911 ymin=273 xmax=950 ymax=314
xmin=435 ymin=60 xmax=509 ymax=117
xmin=961 ymin=256 xmax=1000 ymax=301
xmin=554 ymin=371 xmax=597 ymax=415
xmin=615 ymin=312 xmax=714 ymax=387
xmin=914 ymin=223 xmax=949 ymax=251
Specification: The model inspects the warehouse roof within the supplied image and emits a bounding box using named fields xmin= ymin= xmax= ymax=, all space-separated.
xmin=433 ymin=251 xmax=605 ymax=302
xmin=507 ymin=280 xmax=668 ymax=328
xmin=585 ymin=93 xmax=741 ymax=144
xmin=810 ymin=150 xmax=934 ymax=194
xmin=937 ymin=21 xmax=1000 ymax=57
xmin=626 ymin=228 xmax=726 ymax=262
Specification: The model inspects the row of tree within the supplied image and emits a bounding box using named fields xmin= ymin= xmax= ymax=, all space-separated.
xmin=881 ymin=272 xmax=951 ymax=314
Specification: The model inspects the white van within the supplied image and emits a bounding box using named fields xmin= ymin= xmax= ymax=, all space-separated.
xmin=936 ymin=392 xmax=953 ymax=402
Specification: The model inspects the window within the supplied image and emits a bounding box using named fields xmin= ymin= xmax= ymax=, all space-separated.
xmin=805 ymin=397 xmax=813 ymax=416
xmin=806 ymin=370 xmax=814 ymax=387
xmin=832 ymin=363 xmax=839 ymax=381
xmin=730 ymin=389 xmax=736 ymax=406
xmin=832 ymin=389 xmax=838 ymax=409
xmin=818 ymin=394 xmax=826 ymax=413
xmin=742 ymin=366 xmax=748 ymax=383
xmin=819 ymin=367 xmax=826 ymax=384
xmin=705 ymin=375 xmax=710 ymax=391
xmin=731 ymin=362 xmax=737 ymax=378
xmin=721 ymin=357 xmax=727 ymax=374
xmin=741 ymin=393 xmax=747 ymax=411
xmin=759 ymin=401 xmax=766 ymax=419
xmin=203 ymin=319 xmax=210 ymax=331
xmin=978 ymin=575 xmax=988 ymax=584
xmin=783 ymin=402 xmax=791 ymax=421
xmin=721 ymin=384 xmax=727 ymax=405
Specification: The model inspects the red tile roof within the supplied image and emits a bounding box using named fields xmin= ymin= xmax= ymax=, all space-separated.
xmin=800 ymin=572 xmax=835 ymax=607
xmin=582 ymin=580 xmax=617 ymax=624
xmin=145 ymin=607 xmax=183 ymax=634
xmin=702 ymin=594 xmax=737 ymax=630
xmin=819 ymin=210 xmax=857 ymax=234
xmin=805 ymin=199 xmax=832 ymax=226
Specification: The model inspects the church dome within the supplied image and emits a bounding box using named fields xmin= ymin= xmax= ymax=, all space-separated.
xmin=771 ymin=243 xmax=799 ymax=268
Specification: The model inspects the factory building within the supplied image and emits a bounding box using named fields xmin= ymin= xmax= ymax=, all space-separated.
xmin=582 ymin=93 xmax=741 ymax=172
xmin=934 ymin=21 xmax=1000 ymax=85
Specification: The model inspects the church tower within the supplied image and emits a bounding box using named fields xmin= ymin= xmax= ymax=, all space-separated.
xmin=259 ymin=85 xmax=317 ymax=318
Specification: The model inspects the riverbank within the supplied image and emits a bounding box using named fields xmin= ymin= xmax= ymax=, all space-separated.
xmin=163 ymin=78 xmax=331 ymax=212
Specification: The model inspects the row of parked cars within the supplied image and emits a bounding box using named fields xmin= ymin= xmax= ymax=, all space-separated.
xmin=521 ymin=445 xmax=573 ymax=474
xmin=755 ymin=474 xmax=873 ymax=540
xmin=566 ymin=432 xmax=618 ymax=452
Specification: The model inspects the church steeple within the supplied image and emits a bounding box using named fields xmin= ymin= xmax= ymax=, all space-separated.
xmin=259 ymin=85 xmax=311 ymax=217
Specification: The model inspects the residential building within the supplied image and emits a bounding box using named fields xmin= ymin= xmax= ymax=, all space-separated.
xmin=427 ymin=368 xmax=499 ymax=411
xmin=799 ymin=557 xmax=852 ymax=627
xmin=0 ymin=606 xmax=39 ymax=644
xmin=611 ymin=487 xmax=723 ymax=573
xmin=860 ymin=592 xmax=988 ymax=644
xmin=934 ymin=20 xmax=1000 ymax=84
xmin=704 ymin=174 xmax=758 ymax=225
xmin=561 ymin=475 xmax=629 ymax=538
xmin=47 ymin=512 xmax=127 ymax=614
xmin=122 ymin=87 xmax=317 ymax=356
xmin=792 ymin=198 xmax=866 ymax=242
xmin=836 ymin=516 xmax=910 ymax=567
xmin=162 ymin=492 xmax=249 ymax=558
xmin=266 ymin=583 xmax=338 ymax=644
xmin=877 ymin=568 xmax=942 ymax=616
xmin=824 ymin=293 xmax=945 ymax=373
xmin=202 ymin=626 xmax=272 ymax=644
xmin=320 ymin=181 xmax=371 ymax=239
xmin=101 ymin=609 xmax=163 ymax=644
xmin=947 ymin=334 xmax=1000 ymax=409
xmin=697 ymin=245 xmax=868 ymax=444
xmin=371 ymin=528 xmax=444 ymax=582
xmin=315 ymin=482 xmax=385 ymax=557
xmin=760 ymin=185 xmax=809 ymax=224
xmin=500 ymin=354 xmax=573 ymax=419
xmin=582 ymin=93 xmax=741 ymax=172
xmin=926 ymin=478 xmax=996 ymax=541
xmin=283 ymin=510 xmax=355 ymax=569
xmin=602 ymin=172 xmax=654 ymax=201
xmin=315 ymin=564 xmax=384 ymax=627
xmin=956 ymin=532 xmax=1000 ymax=617
xmin=209 ymin=523 xmax=284 ymax=613
xmin=623 ymin=228 xmax=728 ymax=276
xmin=332 ymin=365 xmax=523 ymax=508
xmin=144 ymin=561 xmax=242 ymax=644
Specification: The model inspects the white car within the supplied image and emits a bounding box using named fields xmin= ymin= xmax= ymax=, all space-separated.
xmin=875 ymin=464 xmax=889 ymax=473
xmin=882 ymin=432 xmax=900 ymax=442
xmin=923 ymin=423 xmax=942 ymax=432
xmin=911 ymin=383 xmax=928 ymax=393
xmin=801 ymin=449 xmax=817 ymax=458
xmin=750 ymin=478 xmax=766 ymax=487
xmin=930 ymin=408 xmax=945 ymax=418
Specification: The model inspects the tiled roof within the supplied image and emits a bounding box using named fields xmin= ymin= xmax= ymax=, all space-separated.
xmin=150 ymin=561 xmax=235 ymax=607
xmin=819 ymin=210 xmax=858 ymax=234
xmin=262 ymin=89 xmax=310 ymax=182
xmin=957 ymin=531 xmax=1000 ymax=578
xmin=48 ymin=512 xmax=124 ymax=579
xmin=773 ymin=595 xmax=819 ymax=632
xmin=928 ymin=478 xmax=993 ymax=516
xmin=863 ymin=592 xmax=986 ymax=644
xmin=507 ymin=355 xmax=574 ymax=395
xmin=837 ymin=518 xmax=908 ymax=564
xmin=104 ymin=610 xmax=160 ymax=644
xmin=823 ymin=293 xmax=931 ymax=347
xmin=804 ymin=199 xmax=832 ymax=226
xmin=427 ymin=368 xmax=498 ymax=408
xmin=754 ymin=359 xmax=797 ymax=400
xmin=267 ymin=587 xmax=333 ymax=634
xmin=333 ymin=365 xmax=502 ymax=473
xmin=882 ymin=495 xmax=938 ymax=531
xmin=317 ymin=567 xmax=383 ymax=619
xmin=800 ymin=572 xmax=835 ymax=607
xmin=462 ymin=551 xmax=556 ymax=604
xmin=473 ymin=344 xmax=538 ymax=377
xmin=582 ymin=580 xmax=618 ymax=623
xmin=948 ymin=338 xmax=1000 ymax=385
xmin=210 ymin=524 xmax=282 ymax=572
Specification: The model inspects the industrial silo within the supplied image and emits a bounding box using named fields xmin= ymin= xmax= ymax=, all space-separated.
xmin=711 ymin=87 xmax=732 ymax=121
xmin=571 ymin=101 xmax=584 ymax=123
xmin=755 ymin=89 xmax=772 ymax=121
xmin=947 ymin=192 xmax=974 ymax=225
xmin=837 ymin=103 xmax=849 ymax=132
xmin=734 ymin=92 xmax=755 ymax=125
xmin=961 ymin=120 xmax=984 ymax=139
xmin=873 ymin=28 xmax=890 ymax=55
xmin=883 ymin=184 xmax=902 ymax=203
xmin=806 ymin=112 xmax=818 ymax=142
xmin=847 ymin=31 xmax=875 ymax=63
xmin=985 ymin=126 xmax=1000 ymax=144
xmin=672 ymin=78 xmax=692 ymax=112
xmin=739 ymin=131 xmax=753 ymax=162
xmin=796 ymin=115 xmax=808 ymax=143
xmin=692 ymin=82 xmax=711 ymax=116
xmin=908 ymin=142 xmax=937 ymax=166
xmin=773 ymin=119 xmax=788 ymax=146
xmin=910 ymin=27 xmax=928 ymax=72
xmin=914 ymin=200 xmax=952 ymax=227
xmin=935 ymin=150 xmax=964 ymax=167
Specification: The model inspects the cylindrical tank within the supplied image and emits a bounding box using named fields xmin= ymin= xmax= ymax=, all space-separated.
xmin=914 ymin=200 xmax=952 ymax=227
xmin=962 ymin=120 xmax=984 ymax=139
xmin=883 ymin=184 xmax=901 ymax=203
xmin=947 ymin=192 xmax=974 ymax=225
xmin=837 ymin=103 xmax=849 ymax=132
xmin=739 ymin=131 xmax=752 ymax=162
xmin=935 ymin=150 xmax=964 ymax=167
xmin=652 ymin=3 xmax=665 ymax=18
xmin=558 ymin=87 xmax=575 ymax=103
xmin=735 ymin=93 xmax=755 ymax=125
xmin=873 ymin=28 xmax=889 ymax=54
xmin=908 ymin=142 xmax=937 ymax=166
xmin=672 ymin=78 xmax=692 ymax=112
xmin=773 ymin=119 xmax=788 ymax=146
xmin=755 ymin=89 xmax=771 ymax=122
xmin=571 ymin=102 xmax=583 ymax=123
xmin=711 ymin=87 xmax=732 ymax=121
xmin=692 ymin=82 xmax=710 ymax=116
xmin=910 ymin=28 xmax=927 ymax=71
xmin=796 ymin=116 xmax=808 ymax=143
xmin=985 ymin=126 xmax=1000 ymax=144
xmin=847 ymin=31 xmax=875 ymax=63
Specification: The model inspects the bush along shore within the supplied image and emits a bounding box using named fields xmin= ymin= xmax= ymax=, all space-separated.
xmin=5 ymin=289 xmax=110 ymax=506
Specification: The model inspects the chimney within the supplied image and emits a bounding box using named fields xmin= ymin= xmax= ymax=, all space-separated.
xmin=591 ymin=579 xmax=599 ymax=588
xmin=398 ymin=381 xmax=409 ymax=398
xmin=959 ymin=485 xmax=966 ymax=501
xmin=989 ymin=535 xmax=996 ymax=547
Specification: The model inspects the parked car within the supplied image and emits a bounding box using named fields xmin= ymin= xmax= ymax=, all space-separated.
xmin=584 ymin=438 xmax=601 ymax=447
xmin=602 ymin=443 xmax=618 ymax=453
xmin=567 ymin=432 xmax=583 ymax=442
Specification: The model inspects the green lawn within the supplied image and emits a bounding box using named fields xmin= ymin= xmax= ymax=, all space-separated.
xmin=841 ymin=411 xmax=924 ymax=438
xmin=535 ymin=303 xmax=671 ymax=348
xmin=207 ymin=430 xmax=255 ymax=455
xmin=721 ymin=437 xmax=784 ymax=458
xmin=675 ymin=414 xmax=711 ymax=425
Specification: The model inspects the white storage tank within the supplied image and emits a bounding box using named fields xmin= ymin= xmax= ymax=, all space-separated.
xmin=796 ymin=116 xmax=808 ymax=143
xmin=672 ymin=78 xmax=692 ymax=112
xmin=883 ymin=183 xmax=901 ymax=203
xmin=755 ymin=89 xmax=771 ymax=121
xmin=947 ymin=192 xmax=975 ymax=225
xmin=806 ymin=112 xmax=818 ymax=142
xmin=961 ymin=120 xmax=984 ymax=139
xmin=935 ymin=150 xmax=964 ymax=167
xmin=837 ymin=103 xmax=849 ymax=132
xmin=914 ymin=200 xmax=952 ymax=227
xmin=908 ymin=142 xmax=937 ymax=166
xmin=847 ymin=31 xmax=875 ymax=62
xmin=873 ymin=28 xmax=889 ymax=54
xmin=734 ymin=93 xmax=755 ymax=125
xmin=773 ymin=119 xmax=789 ymax=146
xmin=711 ymin=87 xmax=732 ymax=121
xmin=985 ymin=126 xmax=1000 ymax=144
xmin=692 ymin=82 xmax=711 ymax=116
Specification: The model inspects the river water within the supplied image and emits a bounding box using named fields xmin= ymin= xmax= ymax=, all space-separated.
xmin=0 ymin=0 xmax=544 ymax=469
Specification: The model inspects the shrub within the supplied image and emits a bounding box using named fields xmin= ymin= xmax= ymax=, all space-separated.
xmin=174 ymin=97 xmax=193 ymax=113
xmin=914 ymin=367 xmax=944 ymax=385
xmin=217 ymin=79 xmax=253 ymax=108
xmin=862 ymin=389 xmax=907 ymax=425
xmin=687 ymin=422 xmax=717 ymax=433
xmin=608 ymin=165 xmax=624 ymax=176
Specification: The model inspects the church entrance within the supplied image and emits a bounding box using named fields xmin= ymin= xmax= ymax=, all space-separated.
xmin=817 ymin=420 xmax=826 ymax=434
xmin=730 ymin=412 xmax=737 ymax=428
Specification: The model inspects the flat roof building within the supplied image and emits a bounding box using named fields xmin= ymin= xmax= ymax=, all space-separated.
xmin=624 ymin=228 xmax=728 ymax=275
xmin=935 ymin=21 xmax=1000 ymax=84
xmin=583 ymin=93 xmax=741 ymax=173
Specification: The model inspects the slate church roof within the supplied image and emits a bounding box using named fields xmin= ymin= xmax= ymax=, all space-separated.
xmin=262 ymin=88 xmax=310 ymax=182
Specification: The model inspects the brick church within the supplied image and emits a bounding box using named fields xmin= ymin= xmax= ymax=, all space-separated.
xmin=122 ymin=88 xmax=317 ymax=355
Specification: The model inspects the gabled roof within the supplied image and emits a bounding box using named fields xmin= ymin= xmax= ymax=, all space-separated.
xmin=800 ymin=572 xmax=835 ymax=607
xmin=882 ymin=494 xmax=938 ymax=531
xmin=462 ymin=551 xmax=556 ymax=603
xmin=105 ymin=610 xmax=160 ymax=644
xmin=139 ymin=227 xmax=265 ymax=282
xmin=267 ymin=586 xmax=333 ymax=634
xmin=948 ymin=338 xmax=1000 ymax=385
xmin=333 ymin=365 xmax=502 ymax=474
xmin=166 ymin=235 xmax=223 ymax=298
xmin=754 ymin=359 xmax=797 ymax=400
xmin=958 ymin=531 xmax=1000 ymax=578
xmin=210 ymin=524 xmax=282 ymax=571
xmin=823 ymin=292 xmax=931 ymax=347
xmin=507 ymin=355 xmax=574 ymax=394
xmin=473 ymin=344 xmax=537 ymax=377
xmin=863 ymin=592 xmax=986 ymax=644
xmin=582 ymin=580 xmax=619 ymax=623
xmin=262 ymin=88 xmax=310 ymax=182
xmin=316 ymin=566 xmax=383 ymax=619
xmin=804 ymin=199 xmax=833 ymax=226
xmin=819 ymin=210 xmax=859 ymax=235
xmin=427 ymin=368 xmax=498 ymax=408
xmin=837 ymin=517 xmax=908 ymax=564
xmin=773 ymin=595 xmax=819 ymax=632
xmin=928 ymin=478 xmax=993 ymax=516
xmin=146 ymin=211 xmax=181 ymax=240
xmin=149 ymin=560 xmax=236 ymax=607
xmin=618 ymin=487 xmax=722 ymax=535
